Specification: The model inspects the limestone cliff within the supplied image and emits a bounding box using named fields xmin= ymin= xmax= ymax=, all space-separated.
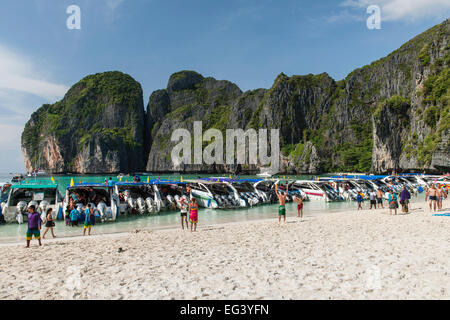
xmin=22 ymin=71 xmax=145 ymax=173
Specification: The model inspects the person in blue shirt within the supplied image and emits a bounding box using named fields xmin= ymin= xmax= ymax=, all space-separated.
xmin=388 ymin=189 xmax=399 ymax=215
xmin=83 ymin=204 xmax=95 ymax=236
xmin=107 ymin=177 xmax=114 ymax=187
xmin=70 ymin=207 xmax=79 ymax=226
xmin=356 ymin=192 xmax=364 ymax=210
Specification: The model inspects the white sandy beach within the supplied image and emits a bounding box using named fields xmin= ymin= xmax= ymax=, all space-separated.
xmin=0 ymin=200 xmax=449 ymax=300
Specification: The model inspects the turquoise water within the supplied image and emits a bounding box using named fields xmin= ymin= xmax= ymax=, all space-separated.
xmin=0 ymin=173 xmax=425 ymax=243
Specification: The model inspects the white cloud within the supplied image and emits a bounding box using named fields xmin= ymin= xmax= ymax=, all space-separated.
xmin=327 ymin=10 xmax=365 ymax=23
xmin=0 ymin=45 xmax=69 ymax=100
xmin=105 ymin=0 xmax=126 ymax=11
xmin=0 ymin=45 xmax=69 ymax=173
xmin=340 ymin=0 xmax=450 ymax=21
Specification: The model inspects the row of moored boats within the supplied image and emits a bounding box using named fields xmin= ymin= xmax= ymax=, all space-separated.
xmin=0 ymin=174 xmax=448 ymax=224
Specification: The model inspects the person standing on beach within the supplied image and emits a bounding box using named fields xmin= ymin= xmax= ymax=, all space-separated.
xmin=369 ymin=190 xmax=377 ymax=210
xmin=275 ymin=183 xmax=288 ymax=223
xmin=42 ymin=208 xmax=56 ymax=239
xmin=388 ymin=189 xmax=399 ymax=215
xmin=294 ymin=195 xmax=304 ymax=219
xmin=70 ymin=206 xmax=79 ymax=226
xmin=26 ymin=205 xmax=42 ymax=248
xmin=179 ymin=196 xmax=189 ymax=230
xmin=427 ymin=184 xmax=438 ymax=212
xmin=83 ymin=204 xmax=95 ymax=236
xmin=189 ymin=198 xmax=198 ymax=232
xmin=356 ymin=192 xmax=364 ymax=210
xmin=436 ymin=185 xmax=443 ymax=211
xmin=376 ymin=189 xmax=384 ymax=209
xmin=65 ymin=204 xmax=72 ymax=226
xmin=399 ymin=186 xmax=411 ymax=213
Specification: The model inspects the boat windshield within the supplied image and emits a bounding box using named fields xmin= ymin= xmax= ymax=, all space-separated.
xmin=10 ymin=188 xmax=58 ymax=206
xmin=232 ymin=182 xmax=254 ymax=193
xmin=209 ymin=183 xmax=232 ymax=196
xmin=68 ymin=187 xmax=110 ymax=206
xmin=117 ymin=185 xmax=156 ymax=201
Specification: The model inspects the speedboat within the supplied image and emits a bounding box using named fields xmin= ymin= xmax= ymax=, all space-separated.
xmin=153 ymin=180 xmax=189 ymax=212
xmin=114 ymin=181 xmax=161 ymax=215
xmin=208 ymin=178 xmax=262 ymax=207
xmin=2 ymin=181 xmax=63 ymax=224
xmin=0 ymin=183 xmax=11 ymax=203
xmin=291 ymin=180 xmax=343 ymax=202
xmin=185 ymin=179 xmax=242 ymax=209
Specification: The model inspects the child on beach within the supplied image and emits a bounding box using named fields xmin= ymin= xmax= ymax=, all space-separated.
xmin=26 ymin=205 xmax=42 ymax=248
xmin=294 ymin=195 xmax=303 ymax=219
xmin=189 ymin=198 xmax=198 ymax=232
xmin=42 ymin=208 xmax=56 ymax=239
xmin=83 ymin=204 xmax=95 ymax=236
xmin=356 ymin=192 xmax=364 ymax=210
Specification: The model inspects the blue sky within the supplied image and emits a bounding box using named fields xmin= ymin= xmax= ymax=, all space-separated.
xmin=0 ymin=0 xmax=449 ymax=173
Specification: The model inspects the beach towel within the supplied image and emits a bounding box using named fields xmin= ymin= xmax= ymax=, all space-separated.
xmin=432 ymin=213 xmax=450 ymax=217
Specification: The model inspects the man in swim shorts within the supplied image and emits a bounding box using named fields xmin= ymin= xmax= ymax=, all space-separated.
xmin=26 ymin=205 xmax=42 ymax=248
xmin=275 ymin=183 xmax=288 ymax=224
xmin=369 ymin=190 xmax=377 ymax=210
xmin=427 ymin=184 xmax=438 ymax=212
xmin=294 ymin=195 xmax=304 ymax=219
xmin=436 ymin=185 xmax=443 ymax=210
xmin=376 ymin=189 xmax=384 ymax=209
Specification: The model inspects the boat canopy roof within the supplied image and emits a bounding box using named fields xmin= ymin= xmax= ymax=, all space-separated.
xmin=115 ymin=180 xmax=186 ymax=186
xmin=11 ymin=182 xmax=58 ymax=189
xmin=200 ymin=177 xmax=262 ymax=183
xmin=67 ymin=183 xmax=109 ymax=189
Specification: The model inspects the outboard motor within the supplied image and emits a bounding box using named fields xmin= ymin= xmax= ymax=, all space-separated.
xmin=39 ymin=200 xmax=50 ymax=221
xmin=136 ymin=197 xmax=146 ymax=214
xmin=28 ymin=200 xmax=39 ymax=212
xmin=16 ymin=200 xmax=27 ymax=224
xmin=145 ymin=197 xmax=154 ymax=213
xmin=97 ymin=201 xmax=107 ymax=221
xmin=127 ymin=197 xmax=137 ymax=211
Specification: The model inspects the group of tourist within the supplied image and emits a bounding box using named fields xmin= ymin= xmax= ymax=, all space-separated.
xmin=425 ymin=183 xmax=448 ymax=212
xmin=65 ymin=203 xmax=96 ymax=235
xmin=177 ymin=185 xmax=199 ymax=232
xmin=25 ymin=202 xmax=96 ymax=247
xmin=357 ymin=186 xmax=412 ymax=215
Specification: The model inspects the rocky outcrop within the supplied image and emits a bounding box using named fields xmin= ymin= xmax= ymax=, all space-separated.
xmin=22 ymin=71 xmax=145 ymax=173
